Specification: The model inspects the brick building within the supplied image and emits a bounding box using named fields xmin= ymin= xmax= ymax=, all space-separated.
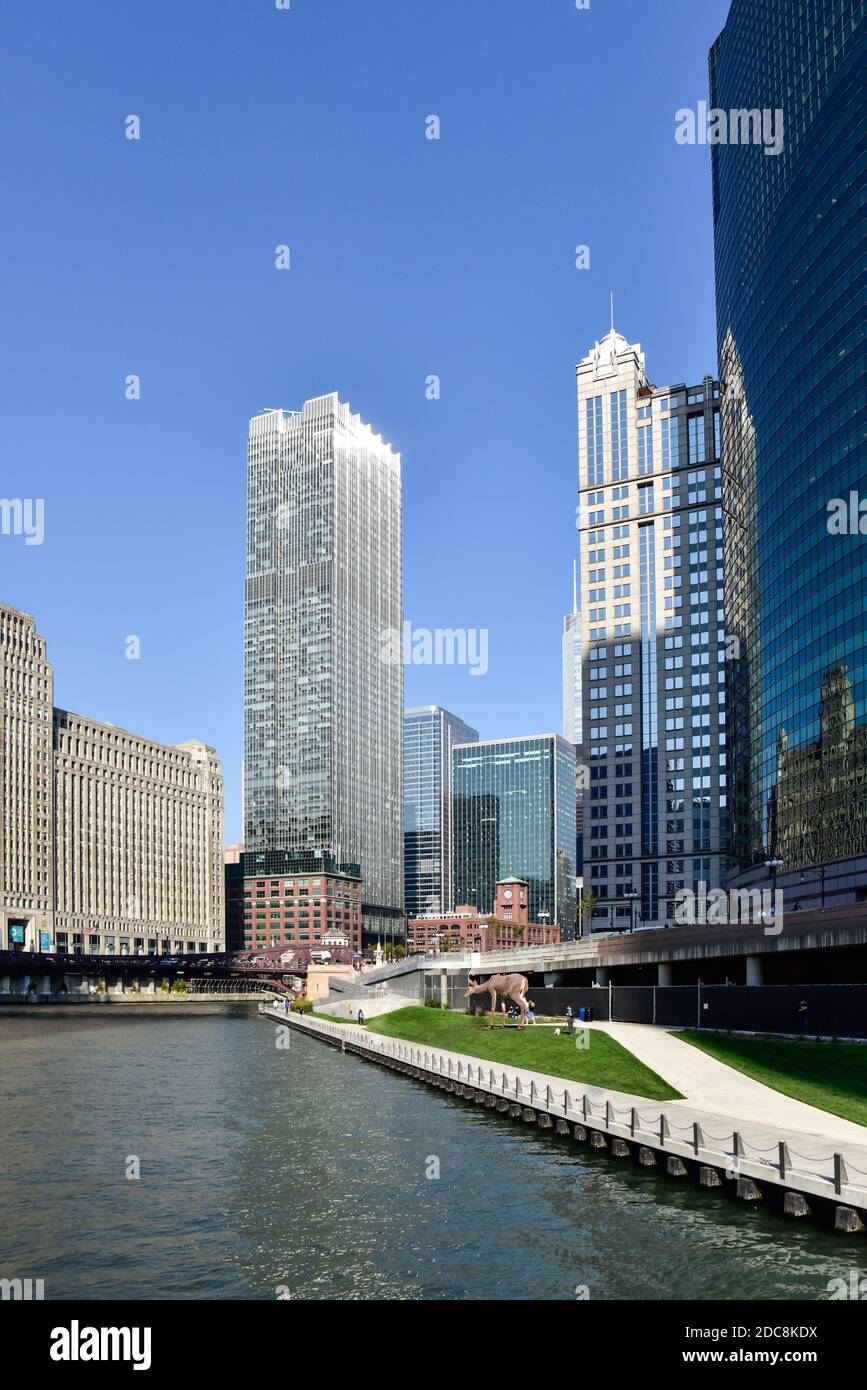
xmin=225 ymin=849 xmax=362 ymax=955
xmin=406 ymin=877 xmax=559 ymax=954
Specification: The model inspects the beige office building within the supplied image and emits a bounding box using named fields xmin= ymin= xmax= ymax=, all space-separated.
xmin=0 ymin=603 xmax=225 ymax=955
xmin=0 ymin=604 xmax=55 ymax=952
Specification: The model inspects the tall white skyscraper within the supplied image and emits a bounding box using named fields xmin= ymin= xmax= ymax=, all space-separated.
xmin=562 ymin=560 xmax=582 ymax=745
xmin=576 ymin=325 xmax=727 ymax=931
xmin=244 ymin=393 xmax=404 ymax=944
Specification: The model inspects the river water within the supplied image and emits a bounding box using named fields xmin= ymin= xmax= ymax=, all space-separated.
xmin=0 ymin=1006 xmax=864 ymax=1301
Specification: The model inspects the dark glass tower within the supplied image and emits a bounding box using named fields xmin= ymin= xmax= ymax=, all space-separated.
xmin=451 ymin=735 xmax=577 ymax=938
xmin=404 ymin=706 xmax=478 ymax=918
xmin=711 ymin=0 xmax=867 ymax=903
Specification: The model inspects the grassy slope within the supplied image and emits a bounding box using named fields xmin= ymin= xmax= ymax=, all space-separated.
xmin=676 ymin=1031 xmax=867 ymax=1129
xmin=367 ymin=1007 xmax=681 ymax=1101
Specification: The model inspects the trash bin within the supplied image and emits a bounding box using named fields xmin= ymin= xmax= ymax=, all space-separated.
xmin=585 ymin=1007 xmax=593 ymax=1023
xmin=578 ymin=1006 xmax=586 ymax=1023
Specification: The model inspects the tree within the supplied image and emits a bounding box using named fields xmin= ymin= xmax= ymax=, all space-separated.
xmin=579 ymin=890 xmax=596 ymax=937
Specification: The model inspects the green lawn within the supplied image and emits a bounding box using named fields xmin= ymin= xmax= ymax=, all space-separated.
xmin=367 ymin=1007 xmax=681 ymax=1100
xmin=676 ymin=1032 xmax=867 ymax=1129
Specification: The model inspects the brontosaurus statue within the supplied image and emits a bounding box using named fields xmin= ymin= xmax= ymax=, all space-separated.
xmin=464 ymin=973 xmax=530 ymax=1030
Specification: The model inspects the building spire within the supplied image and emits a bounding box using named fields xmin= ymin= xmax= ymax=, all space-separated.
xmin=610 ymin=290 xmax=615 ymax=336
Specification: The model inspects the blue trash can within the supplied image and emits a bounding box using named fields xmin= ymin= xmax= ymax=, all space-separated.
xmin=578 ymin=1006 xmax=587 ymax=1023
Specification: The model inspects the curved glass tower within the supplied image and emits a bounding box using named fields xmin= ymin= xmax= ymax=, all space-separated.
xmin=711 ymin=0 xmax=867 ymax=903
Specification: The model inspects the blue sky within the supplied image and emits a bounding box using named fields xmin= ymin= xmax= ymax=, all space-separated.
xmin=0 ymin=0 xmax=731 ymax=841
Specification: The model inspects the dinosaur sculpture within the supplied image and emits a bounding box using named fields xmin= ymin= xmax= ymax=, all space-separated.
xmin=464 ymin=973 xmax=530 ymax=1030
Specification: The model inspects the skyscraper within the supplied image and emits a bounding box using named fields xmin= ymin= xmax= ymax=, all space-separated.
xmin=244 ymin=394 xmax=404 ymax=945
xmin=711 ymin=0 xmax=867 ymax=907
xmin=404 ymin=705 xmax=478 ymax=919
xmin=562 ymin=560 xmax=583 ymax=745
xmin=562 ymin=561 xmax=584 ymax=879
xmin=452 ymin=734 xmax=577 ymax=938
xmin=575 ymin=327 xmax=727 ymax=930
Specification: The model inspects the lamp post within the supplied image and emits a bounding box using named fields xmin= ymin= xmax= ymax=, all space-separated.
xmin=764 ymin=856 xmax=784 ymax=924
xmin=798 ymin=864 xmax=827 ymax=910
xmin=625 ymin=887 xmax=640 ymax=935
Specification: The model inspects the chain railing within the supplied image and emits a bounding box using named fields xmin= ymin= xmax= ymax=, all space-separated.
xmin=262 ymin=1006 xmax=866 ymax=1201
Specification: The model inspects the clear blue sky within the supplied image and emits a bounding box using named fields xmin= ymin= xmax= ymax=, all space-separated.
xmin=0 ymin=0 xmax=731 ymax=841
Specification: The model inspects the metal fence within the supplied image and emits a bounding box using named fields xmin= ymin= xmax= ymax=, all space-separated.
xmin=265 ymin=1007 xmax=867 ymax=1205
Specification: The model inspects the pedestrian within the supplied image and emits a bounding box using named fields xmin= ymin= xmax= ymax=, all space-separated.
xmin=358 ymin=1008 xmax=365 ymax=1027
xmin=525 ymin=1003 xmax=536 ymax=1026
xmin=565 ymin=1004 xmax=574 ymax=1035
xmin=797 ymin=999 xmax=810 ymax=1036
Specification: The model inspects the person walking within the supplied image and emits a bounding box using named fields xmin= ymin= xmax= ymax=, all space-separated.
xmin=565 ymin=1004 xmax=574 ymax=1035
xmin=797 ymin=999 xmax=810 ymax=1036
xmin=358 ymin=1007 xmax=365 ymax=1027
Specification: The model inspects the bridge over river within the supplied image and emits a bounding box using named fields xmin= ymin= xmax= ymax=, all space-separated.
xmin=0 ymin=944 xmax=354 ymax=1003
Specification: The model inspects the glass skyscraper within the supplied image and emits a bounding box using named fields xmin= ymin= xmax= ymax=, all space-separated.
xmin=404 ymin=706 xmax=479 ymax=918
xmin=244 ymin=394 xmax=404 ymax=944
xmin=452 ymin=735 xmax=577 ymax=938
xmin=711 ymin=0 xmax=867 ymax=905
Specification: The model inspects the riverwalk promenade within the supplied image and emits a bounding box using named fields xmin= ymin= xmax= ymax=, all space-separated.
xmin=262 ymin=1004 xmax=867 ymax=1229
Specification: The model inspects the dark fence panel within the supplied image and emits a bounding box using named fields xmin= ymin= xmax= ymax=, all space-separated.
xmin=693 ymin=983 xmax=867 ymax=1037
xmin=610 ymin=985 xmax=655 ymax=1024
xmin=511 ymin=987 xmax=610 ymax=1020
xmin=429 ymin=977 xmax=867 ymax=1036
xmin=654 ymin=986 xmax=702 ymax=1028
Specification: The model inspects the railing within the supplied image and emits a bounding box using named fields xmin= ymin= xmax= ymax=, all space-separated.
xmin=261 ymin=1006 xmax=867 ymax=1204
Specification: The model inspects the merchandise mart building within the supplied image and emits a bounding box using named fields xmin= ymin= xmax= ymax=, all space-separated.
xmin=711 ymin=0 xmax=867 ymax=907
xmin=0 ymin=603 xmax=225 ymax=956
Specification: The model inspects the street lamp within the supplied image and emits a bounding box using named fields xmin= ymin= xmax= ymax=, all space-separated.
xmin=798 ymin=864 xmax=827 ymax=910
xmin=625 ymin=887 xmax=640 ymax=935
xmin=764 ymin=856 xmax=784 ymax=922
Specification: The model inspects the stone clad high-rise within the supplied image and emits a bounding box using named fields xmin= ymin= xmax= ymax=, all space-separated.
xmin=575 ymin=328 xmax=727 ymax=930
xmin=711 ymin=0 xmax=867 ymax=906
xmin=244 ymin=394 xmax=403 ymax=945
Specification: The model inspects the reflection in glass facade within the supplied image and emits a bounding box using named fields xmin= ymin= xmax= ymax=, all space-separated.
xmin=404 ymin=706 xmax=478 ymax=918
xmin=244 ymin=395 xmax=403 ymax=943
xmin=452 ymin=736 xmax=577 ymax=938
xmin=711 ymin=1 xmax=867 ymax=898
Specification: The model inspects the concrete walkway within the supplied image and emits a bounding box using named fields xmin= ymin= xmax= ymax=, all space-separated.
xmin=270 ymin=1007 xmax=867 ymax=1205
xmin=592 ymin=1021 xmax=867 ymax=1147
